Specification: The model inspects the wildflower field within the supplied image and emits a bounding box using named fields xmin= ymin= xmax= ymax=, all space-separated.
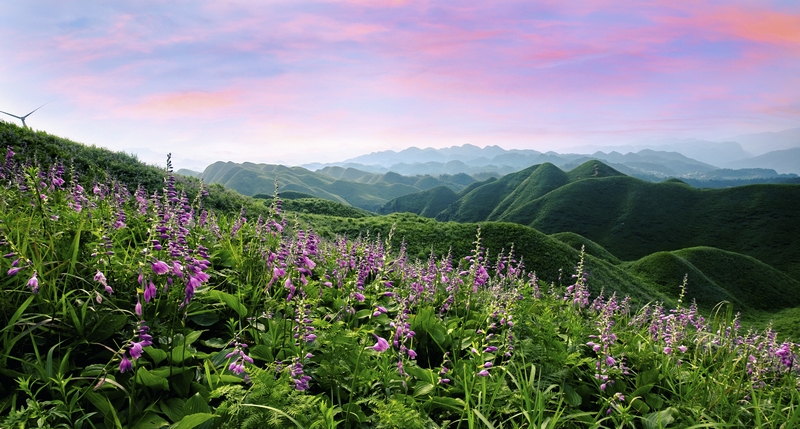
xmin=1 ymin=147 xmax=799 ymax=428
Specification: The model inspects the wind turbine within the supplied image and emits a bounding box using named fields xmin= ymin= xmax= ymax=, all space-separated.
xmin=0 ymin=103 xmax=49 ymax=128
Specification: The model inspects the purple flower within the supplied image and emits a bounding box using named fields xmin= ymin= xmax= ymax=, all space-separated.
xmin=484 ymin=346 xmax=498 ymax=353
xmin=144 ymin=281 xmax=157 ymax=303
xmin=408 ymin=349 xmax=417 ymax=359
xmin=129 ymin=342 xmax=143 ymax=360
xmin=439 ymin=378 xmax=451 ymax=384
xmin=135 ymin=297 xmax=143 ymax=317
xmin=370 ymin=335 xmax=390 ymax=352
xmin=151 ymin=260 xmax=170 ymax=275
xmin=95 ymin=270 xmax=113 ymax=294
xmin=138 ymin=324 xmax=153 ymax=347
xmin=7 ymin=266 xmax=21 ymax=276
xmin=477 ymin=369 xmax=490 ymax=377
xmin=663 ymin=347 xmax=672 ymax=355
xmin=27 ymin=271 xmax=39 ymax=293
xmin=119 ymin=354 xmax=132 ymax=373
xmin=483 ymin=362 xmax=493 ymax=368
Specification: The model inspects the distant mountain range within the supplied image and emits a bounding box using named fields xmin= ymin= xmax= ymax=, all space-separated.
xmin=302 ymin=140 xmax=800 ymax=179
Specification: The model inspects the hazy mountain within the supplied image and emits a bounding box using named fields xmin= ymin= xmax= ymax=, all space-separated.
xmin=724 ymin=148 xmax=800 ymax=174
xmin=307 ymin=143 xmax=797 ymax=185
xmin=565 ymin=139 xmax=751 ymax=166
xmin=727 ymin=127 xmax=800 ymax=155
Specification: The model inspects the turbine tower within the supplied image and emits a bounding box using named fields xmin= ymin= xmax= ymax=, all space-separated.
xmin=0 ymin=103 xmax=49 ymax=128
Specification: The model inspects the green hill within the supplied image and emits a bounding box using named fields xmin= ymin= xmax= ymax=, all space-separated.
xmin=202 ymin=161 xmax=474 ymax=212
xmin=377 ymin=160 xmax=800 ymax=281
xmin=549 ymin=231 xmax=622 ymax=265
xmin=624 ymin=247 xmax=800 ymax=312
xmin=377 ymin=186 xmax=459 ymax=217
xmin=298 ymin=212 xmax=675 ymax=305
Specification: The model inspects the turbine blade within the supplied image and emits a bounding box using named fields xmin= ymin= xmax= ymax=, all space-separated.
xmin=23 ymin=103 xmax=49 ymax=118
xmin=0 ymin=110 xmax=23 ymax=120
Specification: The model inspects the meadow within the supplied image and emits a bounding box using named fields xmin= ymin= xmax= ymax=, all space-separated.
xmin=1 ymin=124 xmax=799 ymax=428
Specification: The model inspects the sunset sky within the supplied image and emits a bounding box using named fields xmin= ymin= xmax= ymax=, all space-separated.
xmin=1 ymin=1 xmax=799 ymax=170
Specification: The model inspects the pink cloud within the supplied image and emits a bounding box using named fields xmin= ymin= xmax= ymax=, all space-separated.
xmin=127 ymin=89 xmax=244 ymax=118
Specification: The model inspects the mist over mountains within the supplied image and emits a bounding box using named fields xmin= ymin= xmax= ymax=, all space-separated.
xmin=300 ymin=139 xmax=799 ymax=180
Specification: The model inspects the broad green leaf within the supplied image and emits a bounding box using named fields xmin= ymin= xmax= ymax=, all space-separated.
xmin=188 ymin=312 xmax=219 ymax=327
xmin=160 ymin=398 xmax=186 ymax=423
xmin=202 ymin=337 xmax=228 ymax=349
xmin=131 ymin=411 xmax=169 ymax=429
xmin=145 ymin=347 xmax=168 ymax=365
xmin=563 ymin=384 xmax=582 ymax=407
xmin=184 ymin=393 xmax=211 ymax=415
xmin=208 ymin=290 xmax=247 ymax=317
xmin=405 ymin=366 xmax=437 ymax=384
xmin=643 ymin=407 xmax=678 ymax=429
xmin=171 ymin=413 xmax=218 ymax=429
xmin=136 ymin=367 xmax=169 ymax=390
xmin=413 ymin=382 xmax=435 ymax=397
xmin=248 ymin=344 xmax=273 ymax=362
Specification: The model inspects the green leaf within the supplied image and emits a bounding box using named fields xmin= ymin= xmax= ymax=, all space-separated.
xmin=160 ymin=398 xmax=185 ymax=423
xmin=644 ymin=392 xmax=664 ymax=410
xmin=405 ymin=366 xmax=437 ymax=384
xmin=202 ymin=337 xmax=228 ymax=349
xmin=145 ymin=347 xmax=168 ymax=365
xmin=643 ymin=407 xmax=678 ymax=429
xmin=208 ymin=290 xmax=247 ymax=318
xmin=131 ymin=411 xmax=169 ymax=429
xmin=188 ymin=312 xmax=219 ymax=327
xmin=183 ymin=330 xmax=204 ymax=346
xmin=136 ymin=367 xmax=169 ymax=390
xmin=413 ymin=382 xmax=435 ymax=397
xmin=170 ymin=413 xmax=218 ymax=429
xmin=563 ymin=384 xmax=582 ymax=407
xmin=248 ymin=344 xmax=273 ymax=362
xmin=184 ymin=392 xmax=211 ymax=415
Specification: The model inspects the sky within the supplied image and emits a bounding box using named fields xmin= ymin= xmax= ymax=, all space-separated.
xmin=1 ymin=1 xmax=799 ymax=171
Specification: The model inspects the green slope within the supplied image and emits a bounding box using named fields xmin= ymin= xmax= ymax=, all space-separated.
xmin=301 ymin=212 xmax=673 ymax=305
xmin=377 ymin=186 xmax=459 ymax=217
xmin=378 ymin=160 xmax=799 ymax=281
xmin=549 ymin=232 xmax=622 ymax=265
xmin=435 ymin=163 xmax=570 ymax=222
xmin=202 ymin=161 xmax=471 ymax=212
xmin=624 ymin=247 xmax=800 ymax=312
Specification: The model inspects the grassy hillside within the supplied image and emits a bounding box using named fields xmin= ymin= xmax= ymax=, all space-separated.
xmin=376 ymin=186 xmax=459 ymax=217
xmin=378 ymin=160 xmax=800 ymax=281
xmin=297 ymin=212 xmax=674 ymax=305
xmin=549 ymin=231 xmax=622 ymax=265
xmin=623 ymin=247 xmax=800 ymax=312
xmin=436 ymin=163 xmax=570 ymax=222
xmin=202 ymin=161 xmax=475 ymax=212
xmin=510 ymin=177 xmax=800 ymax=280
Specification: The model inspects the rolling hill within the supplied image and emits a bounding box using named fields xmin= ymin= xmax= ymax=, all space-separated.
xmin=380 ymin=160 xmax=800 ymax=281
xmin=201 ymin=161 xmax=475 ymax=212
